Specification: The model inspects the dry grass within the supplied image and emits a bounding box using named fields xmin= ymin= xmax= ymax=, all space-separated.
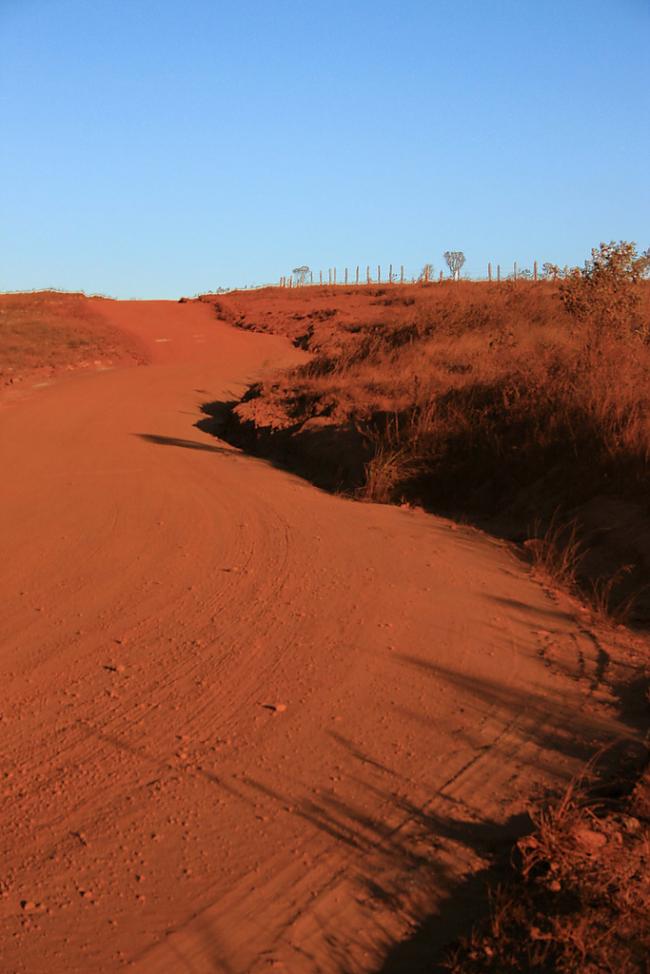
xmin=227 ymin=280 xmax=650 ymax=518
xmin=587 ymin=568 xmax=647 ymax=628
xmin=0 ymin=290 xmax=143 ymax=385
xmin=445 ymin=755 xmax=650 ymax=974
xmin=526 ymin=514 xmax=586 ymax=590
xmin=209 ymin=266 xmax=650 ymax=622
xmin=525 ymin=515 xmax=650 ymax=626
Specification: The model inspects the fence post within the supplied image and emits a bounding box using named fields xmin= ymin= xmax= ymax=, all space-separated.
xmin=488 ymin=262 xmax=492 ymax=282
xmin=328 ymin=269 xmax=331 ymax=285
xmin=400 ymin=265 xmax=404 ymax=284
xmin=310 ymin=271 xmax=313 ymax=284
xmin=319 ymin=270 xmax=323 ymax=286
xmin=533 ymin=260 xmax=538 ymax=281
xmin=377 ymin=265 xmax=381 ymax=283
xmin=366 ymin=265 xmax=370 ymax=284
xmin=497 ymin=264 xmax=501 ymax=282
xmin=355 ymin=265 xmax=359 ymax=285
xmin=333 ymin=267 xmax=337 ymax=285
xmin=439 ymin=270 xmax=443 ymax=283
xmin=514 ymin=261 xmax=518 ymax=281
xmin=344 ymin=267 xmax=348 ymax=285
xmin=389 ymin=263 xmax=393 ymax=284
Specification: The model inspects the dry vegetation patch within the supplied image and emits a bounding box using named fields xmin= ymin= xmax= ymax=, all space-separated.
xmin=0 ymin=291 xmax=145 ymax=389
xmin=445 ymin=756 xmax=650 ymax=974
xmin=203 ymin=247 xmax=650 ymax=622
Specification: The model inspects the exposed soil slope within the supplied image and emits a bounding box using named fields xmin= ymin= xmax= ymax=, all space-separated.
xmin=0 ymin=298 xmax=646 ymax=974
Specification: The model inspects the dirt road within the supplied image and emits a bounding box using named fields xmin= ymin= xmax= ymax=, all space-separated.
xmin=0 ymin=300 xmax=638 ymax=973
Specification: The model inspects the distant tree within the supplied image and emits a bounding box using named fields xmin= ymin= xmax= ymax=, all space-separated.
xmin=542 ymin=262 xmax=561 ymax=280
xmin=420 ymin=263 xmax=434 ymax=283
xmin=444 ymin=251 xmax=465 ymax=281
xmin=292 ymin=265 xmax=311 ymax=286
xmin=542 ymin=263 xmax=574 ymax=281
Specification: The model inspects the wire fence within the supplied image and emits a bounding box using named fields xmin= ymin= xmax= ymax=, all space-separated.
xmin=277 ymin=260 xmax=550 ymax=288
xmin=1 ymin=261 xmax=556 ymax=300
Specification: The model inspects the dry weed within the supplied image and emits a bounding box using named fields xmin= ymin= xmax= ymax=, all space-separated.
xmin=445 ymin=753 xmax=650 ymax=974
xmin=526 ymin=515 xmax=585 ymax=591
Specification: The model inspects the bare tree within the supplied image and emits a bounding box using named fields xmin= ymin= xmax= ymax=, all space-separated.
xmin=420 ymin=263 xmax=434 ymax=283
xmin=444 ymin=251 xmax=465 ymax=281
xmin=292 ymin=265 xmax=311 ymax=286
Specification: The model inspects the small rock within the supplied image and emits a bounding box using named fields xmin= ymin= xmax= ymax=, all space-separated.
xmin=622 ymin=816 xmax=641 ymax=833
xmin=518 ymin=834 xmax=539 ymax=850
xmin=261 ymin=702 xmax=286 ymax=714
xmin=573 ymin=827 xmax=607 ymax=851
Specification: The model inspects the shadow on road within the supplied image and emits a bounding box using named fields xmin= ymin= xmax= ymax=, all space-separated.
xmin=78 ymin=643 xmax=647 ymax=974
xmin=135 ymin=432 xmax=234 ymax=454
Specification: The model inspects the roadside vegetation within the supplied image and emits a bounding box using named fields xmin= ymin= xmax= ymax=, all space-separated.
xmin=445 ymin=754 xmax=649 ymax=974
xmin=207 ymin=242 xmax=650 ymax=624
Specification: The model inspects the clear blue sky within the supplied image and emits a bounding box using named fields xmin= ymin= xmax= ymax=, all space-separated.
xmin=1 ymin=0 xmax=648 ymax=297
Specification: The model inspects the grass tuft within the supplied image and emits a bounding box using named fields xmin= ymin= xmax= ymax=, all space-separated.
xmin=445 ymin=753 xmax=650 ymax=974
xmin=526 ymin=514 xmax=586 ymax=591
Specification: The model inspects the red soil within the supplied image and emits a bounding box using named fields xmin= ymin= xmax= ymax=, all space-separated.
xmin=0 ymin=296 xmax=645 ymax=973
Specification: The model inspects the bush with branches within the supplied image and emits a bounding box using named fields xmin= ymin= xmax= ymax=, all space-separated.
xmin=559 ymin=241 xmax=644 ymax=338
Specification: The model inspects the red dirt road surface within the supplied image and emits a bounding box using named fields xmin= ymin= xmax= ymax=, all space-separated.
xmin=0 ymin=300 xmax=640 ymax=973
